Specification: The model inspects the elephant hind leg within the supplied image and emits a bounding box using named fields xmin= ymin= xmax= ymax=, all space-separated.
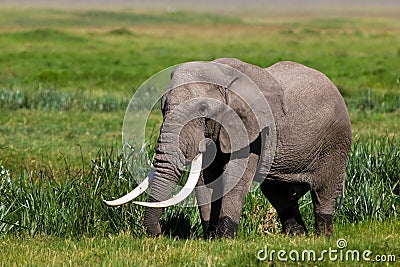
xmin=261 ymin=180 xmax=309 ymax=235
xmin=310 ymin=146 xmax=349 ymax=237
xmin=310 ymin=174 xmax=344 ymax=237
xmin=310 ymin=187 xmax=337 ymax=237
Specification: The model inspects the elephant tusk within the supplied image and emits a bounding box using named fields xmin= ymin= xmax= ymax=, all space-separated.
xmin=132 ymin=153 xmax=202 ymax=208
xmin=103 ymin=169 xmax=155 ymax=206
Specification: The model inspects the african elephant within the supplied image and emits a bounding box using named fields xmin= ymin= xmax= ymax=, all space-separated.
xmin=105 ymin=58 xmax=352 ymax=238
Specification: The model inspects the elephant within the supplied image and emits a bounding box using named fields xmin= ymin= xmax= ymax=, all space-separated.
xmin=104 ymin=58 xmax=352 ymax=238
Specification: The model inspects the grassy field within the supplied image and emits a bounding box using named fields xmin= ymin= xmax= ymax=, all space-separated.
xmin=1 ymin=220 xmax=399 ymax=266
xmin=0 ymin=6 xmax=399 ymax=266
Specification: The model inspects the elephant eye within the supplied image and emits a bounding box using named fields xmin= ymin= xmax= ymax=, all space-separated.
xmin=199 ymin=103 xmax=208 ymax=116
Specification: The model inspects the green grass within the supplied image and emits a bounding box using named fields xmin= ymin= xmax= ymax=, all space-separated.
xmin=0 ymin=138 xmax=398 ymax=240
xmin=0 ymin=7 xmax=399 ymax=266
xmin=0 ymin=8 xmax=241 ymax=28
xmin=1 ymin=9 xmax=399 ymax=93
xmin=1 ymin=220 xmax=399 ymax=266
xmin=1 ymin=13 xmax=399 ymax=171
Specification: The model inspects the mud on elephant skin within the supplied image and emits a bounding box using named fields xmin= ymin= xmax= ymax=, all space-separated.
xmin=104 ymin=58 xmax=352 ymax=238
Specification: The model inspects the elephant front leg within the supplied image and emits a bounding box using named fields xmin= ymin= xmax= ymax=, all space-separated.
xmin=195 ymin=173 xmax=213 ymax=237
xmin=213 ymin=154 xmax=259 ymax=238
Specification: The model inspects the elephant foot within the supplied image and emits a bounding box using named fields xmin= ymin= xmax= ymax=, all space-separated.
xmin=205 ymin=216 xmax=238 ymax=239
xmin=282 ymin=217 xmax=307 ymax=235
xmin=315 ymin=213 xmax=333 ymax=237
xmin=201 ymin=221 xmax=210 ymax=238
xmin=278 ymin=207 xmax=308 ymax=235
xmin=217 ymin=216 xmax=238 ymax=238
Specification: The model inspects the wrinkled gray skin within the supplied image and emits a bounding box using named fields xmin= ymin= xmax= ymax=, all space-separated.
xmin=143 ymin=58 xmax=351 ymax=238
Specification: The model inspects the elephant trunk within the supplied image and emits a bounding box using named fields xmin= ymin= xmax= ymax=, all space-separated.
xmin=142 ymin=172 xmax=176 ymax=235
xmin=103 ymin=113 xmax=205 ymax=236
xmin=143 ymin=121 xmax=204 ymax=235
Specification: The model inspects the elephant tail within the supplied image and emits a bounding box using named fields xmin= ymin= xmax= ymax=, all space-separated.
xmin=335 ymin=180 xmax=345 ymax=212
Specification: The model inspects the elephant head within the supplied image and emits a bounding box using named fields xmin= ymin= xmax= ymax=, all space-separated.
xmin=104 ymin=59 xmax=277 ymax=236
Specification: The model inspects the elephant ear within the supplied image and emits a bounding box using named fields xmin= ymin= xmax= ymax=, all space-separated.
xmin=219 ymin=73 xmax=274 ymax=154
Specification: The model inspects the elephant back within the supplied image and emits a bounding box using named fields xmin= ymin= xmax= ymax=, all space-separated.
xmin=266 ymin=61 xmax=352 ymax=178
